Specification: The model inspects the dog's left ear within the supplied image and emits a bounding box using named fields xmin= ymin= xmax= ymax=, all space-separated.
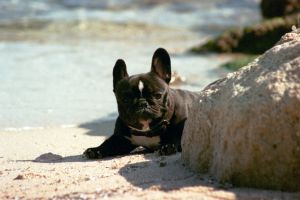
xmin=151 ymin=48 xmax=171 ymax=84
xmin=113 ymin=59 xmax=128 ymax=92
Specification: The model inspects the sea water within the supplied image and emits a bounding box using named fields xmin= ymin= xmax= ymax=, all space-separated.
xmin=0 ymin=0 xmax=260 ymax=130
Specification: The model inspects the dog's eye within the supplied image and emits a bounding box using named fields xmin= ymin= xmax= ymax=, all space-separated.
xmin=121 ymin=95 xmax=131 ymax=103
xmin=118 ymin=94 xmax=130 ymax=104
xmin=122 ymin=98 xmax=129 ymax=103
xmin=119 ymin=92 xmax=132 ymax=103
xmin=154 ymin=93 xmax=162 ymax=100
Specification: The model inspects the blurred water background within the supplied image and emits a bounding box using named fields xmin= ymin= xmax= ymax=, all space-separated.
xmin=0 ymin=0 xmax=261 ymax=130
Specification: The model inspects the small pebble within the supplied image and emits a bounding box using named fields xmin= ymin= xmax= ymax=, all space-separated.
xmin=14 ymin=174 xmax=24 ymax=180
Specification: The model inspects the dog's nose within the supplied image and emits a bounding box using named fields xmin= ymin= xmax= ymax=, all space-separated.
xmin=138 ymin=99 xmax=148 ymax=108
xmin=140 ymin=101 xmax=147 ymax=107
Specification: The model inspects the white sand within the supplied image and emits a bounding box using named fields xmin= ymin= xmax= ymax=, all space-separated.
xmin=0 ymin=126 xmax=299 ymax=199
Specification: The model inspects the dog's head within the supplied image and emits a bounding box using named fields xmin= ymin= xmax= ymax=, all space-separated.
xmin=113 ymin=48 xmax=173 ymax=131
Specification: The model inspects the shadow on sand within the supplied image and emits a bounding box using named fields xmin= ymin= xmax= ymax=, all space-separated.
xmin=14 ymin=114 xmax=300 ymax=199
xmin=118 ymin=153 xmax=207 ymax=191
xmin=18 ymin=147 xmax=152 ymax=164
xmin=118 ymin=153 xmax=300 ymax=199
xmin=78 ymin=112 xmax=118 ymax=137
xmin=17 ymin=153 xmax=127 ymax=163
xmin=16 ymin=153 xmax=91 ymax=163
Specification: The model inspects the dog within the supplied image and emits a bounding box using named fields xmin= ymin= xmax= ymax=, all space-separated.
xmin=84 ymin=48 xmax=200 ymax=159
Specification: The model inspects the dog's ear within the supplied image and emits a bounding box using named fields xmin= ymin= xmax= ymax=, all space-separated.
xmin=113 ymin=59 xmax=128 ymax=91
xmin=151 ymin=48 xmax=171 ymax=84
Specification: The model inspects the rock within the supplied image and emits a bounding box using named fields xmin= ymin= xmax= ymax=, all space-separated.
xmin=33 ymin=152 xmax=63 ymax=162
xmin=191 ymin=0 xmax=300 ymax=54
xmin=261 ymin=0 xmax=300 ymax=18
xmin=182 ymin=30 xmax=300 ymax=191
xmin=191 ymin=14 xmax=298 ymax=54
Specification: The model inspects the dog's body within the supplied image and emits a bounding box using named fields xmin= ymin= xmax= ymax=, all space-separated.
xmin=84 ymin=48 xmax=200 ymax=159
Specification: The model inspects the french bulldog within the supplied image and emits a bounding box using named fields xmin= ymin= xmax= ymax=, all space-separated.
xmin=84 ymin=48 xmax=200 ymax=159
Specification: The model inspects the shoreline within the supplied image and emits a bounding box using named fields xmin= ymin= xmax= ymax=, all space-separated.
xmin=1 ymin=126 xmax=299 ymax=199
xmin=1 ymin=124 xmax=77 ymax=132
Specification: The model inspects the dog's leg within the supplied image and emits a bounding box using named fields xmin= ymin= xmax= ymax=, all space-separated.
xmin=84 ymin=134 xmax=137 ymax=159
xmin=159 ymin=119 xmax=185 ymax=155
xmin=84 ymin=117 xmax=137 ymax=159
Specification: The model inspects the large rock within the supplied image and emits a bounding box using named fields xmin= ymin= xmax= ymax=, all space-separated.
xmin=261 ymin=0 xmax=300 ymax=18
xmin=182 ymin=30 xmax=300 ymax=191
xmin=191 ymin=0 xmax=300 ymax=54
xmin=190 ymin=14 xmax=298 ymax=54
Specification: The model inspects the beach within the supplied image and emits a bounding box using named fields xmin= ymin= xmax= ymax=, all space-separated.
xmin=1 ymin=126 xmax=299 ymax=199
xmin=2 ymin=0 xmax=298 ymax=199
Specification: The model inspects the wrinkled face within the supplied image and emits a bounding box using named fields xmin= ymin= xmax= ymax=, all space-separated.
xmin=114 ymin=73 xmax=170 ymax=131
xmin=113 ymin=48 xmax=172 ymax=131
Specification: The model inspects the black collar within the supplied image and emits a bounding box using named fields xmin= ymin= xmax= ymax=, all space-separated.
xmin=129 ymin=120 xmax=170 ymax=137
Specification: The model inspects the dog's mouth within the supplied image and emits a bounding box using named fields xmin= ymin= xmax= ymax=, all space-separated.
xmin=136 ymin=107 xmax=150 ymax=114
xmin=128 ymin=118 xmax=152 ymax=132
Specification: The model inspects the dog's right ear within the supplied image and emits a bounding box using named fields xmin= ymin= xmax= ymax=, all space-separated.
xmin=113 ymin=59 xmax=128 ymax=92
xmin=151 ymin=48 xmax=171 ymax=84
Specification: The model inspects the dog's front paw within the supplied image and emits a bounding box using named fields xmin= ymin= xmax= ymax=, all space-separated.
xmin=158 ymin=144 xmax=178 ymax=156
xmin=83 ymin=148 xmax=103 ymax=159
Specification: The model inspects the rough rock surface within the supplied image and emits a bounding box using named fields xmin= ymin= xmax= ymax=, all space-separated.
xmin=182 ymin=30 xmax=300 ymax=191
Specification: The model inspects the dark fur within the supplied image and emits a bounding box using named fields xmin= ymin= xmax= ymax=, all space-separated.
xmin=84 ymin=48 xmax=199 ymax=159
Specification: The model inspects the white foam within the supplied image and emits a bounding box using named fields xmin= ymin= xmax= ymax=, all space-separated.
xmin=61 ymin=124 xmax=77 ymax=128
xmin=2 ymin=124 xmax=77 ymax=132
xmin=3 ymin=126 xmax=45 ymax=132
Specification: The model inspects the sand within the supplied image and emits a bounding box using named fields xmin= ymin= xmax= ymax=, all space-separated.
xmin=0 ymin=125 xmax=299 ymax=200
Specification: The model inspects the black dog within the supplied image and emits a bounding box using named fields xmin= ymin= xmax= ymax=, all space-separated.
xmin=84 ymin=48 xmax=199 ymax=159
